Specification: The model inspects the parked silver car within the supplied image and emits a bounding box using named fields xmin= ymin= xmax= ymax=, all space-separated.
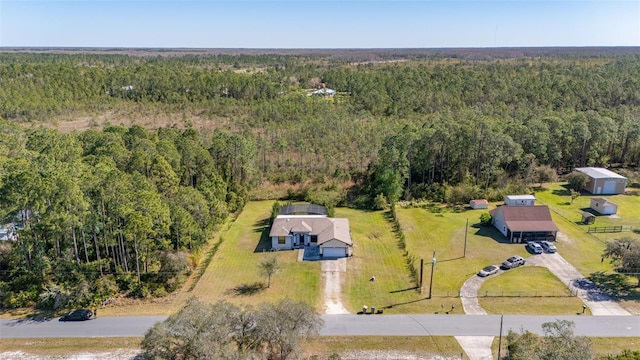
xmin=477 ymin=265 xmax=499 ymax=277
xmin=526 ymin=241 xmax=543 ymax=254
xmin=539 ymin=241 xmax=557 ymax=253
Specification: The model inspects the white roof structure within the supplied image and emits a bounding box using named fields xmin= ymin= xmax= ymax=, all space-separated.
xmin=576 ymin=167 xmax=627 ymax=179
xmin=505 ymin=195 xmax=536 ymax=200
xmin=310 ymin=88 xmax=336 ymax=96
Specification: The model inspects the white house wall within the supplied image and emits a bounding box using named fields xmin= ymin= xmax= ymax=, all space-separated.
xmin=492 ymin=210 xmax=508 ymax=237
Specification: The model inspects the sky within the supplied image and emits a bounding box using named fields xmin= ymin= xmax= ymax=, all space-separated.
xmin=1 ymin=0 xmax=639 ymax=48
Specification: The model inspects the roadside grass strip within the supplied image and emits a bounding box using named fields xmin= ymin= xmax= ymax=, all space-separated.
xmin=478 ymin=267 xmax=587 ymax=315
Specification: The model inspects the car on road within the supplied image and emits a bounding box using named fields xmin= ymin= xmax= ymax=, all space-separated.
xmin=539 ymin=241 xmax=557 ymax=253
xmin=501 ymin=255 xmax=526 ymax=269
xmin=477 ymin=265 xmax=499 ymax=277
xmin=61 ymin=309 xmax=92 ymax=321
xmin=525 ymin=241 xmax=543 ymax=254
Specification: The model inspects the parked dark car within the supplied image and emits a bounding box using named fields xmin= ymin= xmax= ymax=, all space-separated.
xmin=62 ymin=309 xmax=92 ymax=321
xmin=539 ymin=241 xmax=557 ymax=253
xmin=501 ymin=255 xmax=526 ymax=269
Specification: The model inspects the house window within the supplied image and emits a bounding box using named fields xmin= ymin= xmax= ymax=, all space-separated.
xmin=278 ymin=236 xmax=286 ymax=245
xmin=311 ymin=235 xmax=318 ymax=243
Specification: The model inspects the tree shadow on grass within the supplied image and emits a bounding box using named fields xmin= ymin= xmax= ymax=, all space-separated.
xmin=586 ymin=271 xmax=640 ymax=300
xmin=253 ymin=218 xmax=272 ymax=253
xmin=380 ymin=296 xmax=430 ymax=310
xmin=389 ymin=286 xmax=419 ymax=294
xmin=552 ymin=183 xmax=573 ymax=196
xmin=227 ymin=282 xmax=267 ymax=296
xmin=4 ymin=310 xmax=58 ymax=324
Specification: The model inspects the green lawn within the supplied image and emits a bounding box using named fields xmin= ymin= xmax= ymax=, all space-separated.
xmin=478 ymin=266 xmax=588 ymax=315
xmin=397 ymin=207 xmax=531 ymax=298
xmin=189 ymin=200 xmax=322 ymax=309
xmin=336 ymin=208 xmax=426 ymax=314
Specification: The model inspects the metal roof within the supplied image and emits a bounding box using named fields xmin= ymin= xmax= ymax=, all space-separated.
xmin=575 ymin=167 xmax=627 ymax=180
xmin=490 ymin=205 xmax=559 ymax=232
xmin=505 ymin=195 xmax=536 ymax=200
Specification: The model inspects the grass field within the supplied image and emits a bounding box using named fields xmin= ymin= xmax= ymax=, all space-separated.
xmin=534 ymin=183 xmax=640 ymax=314
xmin=336 ymin=208 xmax=427 ymax=314
xmin=478 ymin=267 xmax=588 ymax=315
xmin=188 ymin=200 xmax=322 ymax=309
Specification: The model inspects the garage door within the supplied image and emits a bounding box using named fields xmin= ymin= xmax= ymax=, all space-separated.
xmin=603 ymin=181 xmax=617 ymax=194
xmin=322 ymin=247 xmax=346 ymax=258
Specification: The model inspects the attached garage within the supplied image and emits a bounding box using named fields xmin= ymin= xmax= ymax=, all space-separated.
xmin=321 ymin=247 xmax=347 ymax=258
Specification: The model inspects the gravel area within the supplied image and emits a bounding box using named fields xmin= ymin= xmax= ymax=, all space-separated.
xmin=322 ymin=258 xmax=349 ymax=314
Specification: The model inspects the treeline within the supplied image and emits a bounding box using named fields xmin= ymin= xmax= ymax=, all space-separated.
xmin=1 ymin=53 xmax=639 ymax=188
xmin=0 ymin=123 xmax=255 ymax=309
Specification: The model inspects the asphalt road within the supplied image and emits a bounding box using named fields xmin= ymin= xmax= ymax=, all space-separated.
xmin=1 ymin=314 xmax=638 ymax=339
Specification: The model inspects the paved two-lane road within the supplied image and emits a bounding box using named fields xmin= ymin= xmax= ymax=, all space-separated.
xmin=2 ymin=314 xmax=638 ymax=339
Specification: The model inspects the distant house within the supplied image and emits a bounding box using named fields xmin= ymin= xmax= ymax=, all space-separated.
xmin=504 ymin=195 xmax=536 ymax=206
xmin=575 ymin=167 xmax=627 ymax=195
xmin=469 ymin=199 xmax=489 ymax=209
xmin=590 ymin=198 xmax=618 ymax=215
xmin=489 ymin=205 xmax=559 ymax=243
xmin=269 ymin=204 xmax=352 ymax=258
xmin=309 ymin=88 xmax=336 ymax=97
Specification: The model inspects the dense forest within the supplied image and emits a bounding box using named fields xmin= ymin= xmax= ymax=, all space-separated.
xmin=0 ymin=50 xmax=639 ymax=309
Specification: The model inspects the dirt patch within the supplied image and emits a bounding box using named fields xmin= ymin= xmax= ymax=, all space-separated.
xmin=555 ymin=231 xmax=575 ymax=246
xmin=0 ymin=350 xmax=142 ymax=359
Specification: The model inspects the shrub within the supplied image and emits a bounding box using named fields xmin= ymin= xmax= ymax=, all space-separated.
xmin=373 ymin=193 xmax=389 ymax=210
xmin=129 ymin=283 xmax=150 ymax=299
xmin=480 ymin=212 xmax=492 ymax=226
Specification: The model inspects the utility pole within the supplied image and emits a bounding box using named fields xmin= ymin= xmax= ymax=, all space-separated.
xmin=497 ymin=314 xmax=504 ymax=360
xmin=463 ymin=218 xmax=468 ymax=258
xmin=419 ymin=258 xmax=424 ymax=293
xmin=429 ymin=251 xmax=436 ymax=299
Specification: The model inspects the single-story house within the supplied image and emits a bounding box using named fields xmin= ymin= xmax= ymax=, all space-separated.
xmin=504 ymin=195 xmax=536 ymax=206
xmin=469 ymin=199 xmax=489 ymax=209
xmin=269 ymin=214 xmax=353 ymax=258
xmin=575 ymin=167 xmax=627 ymax=195
xmin=590 ymin=198 xmax=618 ymax=215
xmin=490 ymin=205 xmax=558 ymax=243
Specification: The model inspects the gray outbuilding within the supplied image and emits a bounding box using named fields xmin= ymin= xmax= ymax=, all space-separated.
xmin=575 ymin=167 xmax=627 ymax=195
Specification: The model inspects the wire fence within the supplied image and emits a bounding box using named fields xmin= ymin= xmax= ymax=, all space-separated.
xmin=587 ymin=225 xmax=632 ymax=233
xmin=434 ymin=290 xmax=577 ymax=298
